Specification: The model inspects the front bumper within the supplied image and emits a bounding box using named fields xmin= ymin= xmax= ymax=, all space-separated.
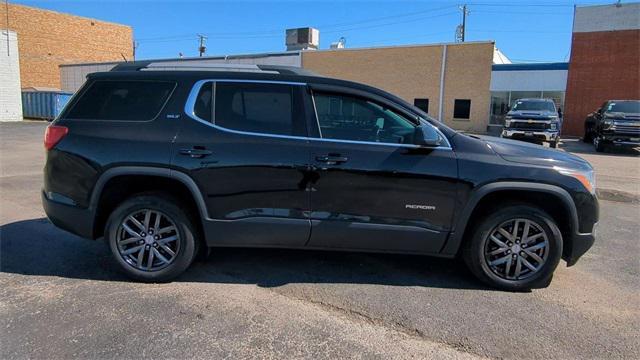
xmin=564 ymin=228 xmax=596 ymax=266
xmin=599 ymin=133 xmax=640 ymax=146
xmin=502 ymin=129 xmax=559 ymax=142
xmin=42 ymin=190 xmax=95 ymax=239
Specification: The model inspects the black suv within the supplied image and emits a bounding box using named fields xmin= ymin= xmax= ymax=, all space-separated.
xmin=42 ymin=62 xmax=598 ymax=290
xmin=583 ymin=100 xmax=640 ymax=152
xmin=501 ymin=98 xmax=561 ymax=148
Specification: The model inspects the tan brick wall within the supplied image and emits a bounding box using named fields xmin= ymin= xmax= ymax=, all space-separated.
xmin=442 ymin=42 xmax=494 ymax=132
xmin=301 ymin=42 xmax=493 ymax=132
xmin=0 ymin=3 xmax=132 ymax=89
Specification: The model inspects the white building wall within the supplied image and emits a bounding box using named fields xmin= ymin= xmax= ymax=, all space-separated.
xmin=0 ymin=30 xmax=23 ymax=121
xmin=490 ymin=70 xmax=568 ymax=92
xmin=573 ymin=3 xmax=640 ymax=33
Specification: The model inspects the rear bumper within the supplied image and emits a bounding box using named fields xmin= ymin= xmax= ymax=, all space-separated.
xmin=42 ymin=190 xmax=95 ymax=239
xmin=502 ymin=129 xmax=559 ymax=142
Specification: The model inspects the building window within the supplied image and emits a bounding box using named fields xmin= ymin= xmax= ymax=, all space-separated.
xmin=453 ymin=99 xmax=471 ymax=119
xmin=490 ymin=91 xmax=509 ymax=125
xmin=413 ymin=98 xmax=429 ymax=113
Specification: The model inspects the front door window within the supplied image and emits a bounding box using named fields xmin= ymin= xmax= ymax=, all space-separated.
xmin=313 ymin=92 xmax=416 ymax=145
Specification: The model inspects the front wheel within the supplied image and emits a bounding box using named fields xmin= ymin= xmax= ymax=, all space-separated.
xmin=594 ymin=137 xmax=606 ymax=152
xmin=105 ymin=194 xmax=199 ymax=282
xmin=549 ymin=140 xmax=558 ymax=148
xmin=463 ymin=205 xmax=562 ymax=291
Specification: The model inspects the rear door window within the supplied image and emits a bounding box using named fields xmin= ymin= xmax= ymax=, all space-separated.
xmin=65 ymin=80 xmax=175 ymax=121
xmin=214 ymin=82 xmax=303 ymax=136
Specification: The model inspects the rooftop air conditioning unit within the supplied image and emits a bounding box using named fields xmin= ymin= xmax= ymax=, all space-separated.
xmin=286 ymin=27 xmax=319 ymax=51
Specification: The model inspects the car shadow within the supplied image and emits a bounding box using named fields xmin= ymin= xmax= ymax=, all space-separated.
xmin=560 ymin=138 xmax=640 ymax=157
xmin=0 ymin=218 xmax=485 ymax=290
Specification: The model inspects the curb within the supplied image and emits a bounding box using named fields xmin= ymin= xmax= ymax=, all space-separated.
xmin=596 ymin=188 xmax=640 ymax=204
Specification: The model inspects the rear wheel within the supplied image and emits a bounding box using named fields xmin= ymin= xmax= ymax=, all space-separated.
xmin=105 ymin=194 xmax=199 ymax=282
xmin=463 ymin=205 xmax=562 ymax=291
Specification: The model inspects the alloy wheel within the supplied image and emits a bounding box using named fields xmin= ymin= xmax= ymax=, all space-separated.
xmin=116 ymin=209 xmax=181 ymax=271
xmin=484 ymin=218 xmax=549 ymax=280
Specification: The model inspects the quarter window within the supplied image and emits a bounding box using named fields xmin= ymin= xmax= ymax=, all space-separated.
xmin=193 ymin=82 xmax=213 ymax=121
xmin=313 ymin=92 xmax=416 ymax=144
xmin=65 ymin=80 xmax=175 ymax=121
xmin=214 ymin=82 xmax=297 ymax=136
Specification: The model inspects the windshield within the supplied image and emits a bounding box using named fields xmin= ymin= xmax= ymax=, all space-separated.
xmin=512 ymin=100 xmax=556 ymax=112
xmin=606 ymin=101 xmax=640 ymax=113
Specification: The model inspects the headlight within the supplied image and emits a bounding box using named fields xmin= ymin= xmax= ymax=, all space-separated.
xmin=550 ymin=123 xmax=557 ymax=130
xmin=548 ymin=116 xmax=558 ymax=120
xmin=602 ymin=119 xmax=613 ymax=127
xmin=555 ymin=167 xmax=596 ymax=194
xmin=505 ymin=119 xmax=511 ymax=127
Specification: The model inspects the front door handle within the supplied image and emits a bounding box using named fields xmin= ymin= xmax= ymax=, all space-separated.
xmin=315 ymin=154 xmax=349 ymax=165
xmin=179 ymin=147 xmax=212 ymax=158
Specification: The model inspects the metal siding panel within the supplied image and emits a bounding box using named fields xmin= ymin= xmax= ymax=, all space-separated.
xmin=21 ymin=91 xmax=73 ymax=120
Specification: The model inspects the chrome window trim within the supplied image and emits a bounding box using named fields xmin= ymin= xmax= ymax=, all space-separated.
xmin=184 ymin=79 xmax=452 ymax=150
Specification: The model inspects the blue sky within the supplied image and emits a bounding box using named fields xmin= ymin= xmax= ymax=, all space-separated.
xmin=15 ymin=0 xmax=613 ymax=62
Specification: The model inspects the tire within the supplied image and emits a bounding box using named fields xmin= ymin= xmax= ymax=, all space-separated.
xmin=583 ymin=131 xmax=592 ymax=143
xmin=594 ymin=137 xmax=605 ymax=152
xmin=549 ymin=140 xmax=558 ymax=148
xmin=462 ymin=205 xmax=562 ymax=291
xmin=105 ymin=194 xmax=199 ymax=282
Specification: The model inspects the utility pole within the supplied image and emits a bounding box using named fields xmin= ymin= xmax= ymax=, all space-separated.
xmin=460 ymin=4 xmax=468 ymax=42
xmin=5 ymin=0 xmax=10 ymax=56
xmin=197 ymin=34 xmax=207 ymax=57
xmin=132 ymin=40 xmax=138 ymax=61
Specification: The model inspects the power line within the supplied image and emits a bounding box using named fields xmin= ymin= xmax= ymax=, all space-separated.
xmin=467 ymin=2 xmax=575 ymax=7
xmin=469 ymin=29 xmax=570 ymax=33
xmin=135 ymin=10 xmax=459 ymax=45
xmin=135 ymin=4 xmax=458 ymax=42
xmin=472 ymin=10 xmax=572 ymax=15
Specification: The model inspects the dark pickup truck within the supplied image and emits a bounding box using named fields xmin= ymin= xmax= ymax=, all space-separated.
xmin=583 ymin=100 xmax=640 ymax=152
xmin=501 ymin=98 xmax=561 ymax=148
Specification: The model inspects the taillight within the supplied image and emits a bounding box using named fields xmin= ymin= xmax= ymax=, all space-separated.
xmin=44 ymin=125 xmax=69 ymax=150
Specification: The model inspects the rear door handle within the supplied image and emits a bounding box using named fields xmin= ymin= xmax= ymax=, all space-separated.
xmin=315 ymin=154 xmax=349 ymax=165
xmin=179 ymin=147 xmax=212 ymax=158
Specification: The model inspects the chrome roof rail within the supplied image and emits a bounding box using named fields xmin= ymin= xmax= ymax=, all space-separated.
xmin=141 ymin=62 xmax=277 ymax=73
xmin=110 ymin=61 xmax=318 ymax=76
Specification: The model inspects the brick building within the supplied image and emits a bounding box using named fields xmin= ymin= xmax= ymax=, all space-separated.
xmin=0 ymin=2 xmax=132 ymax=90
xmin=301 ymin=42 xmax=494 ymax=133
xmin=563 ymin=3 xmax=640 ymax=136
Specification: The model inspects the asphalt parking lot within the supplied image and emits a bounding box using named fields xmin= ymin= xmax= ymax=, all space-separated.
xmin=1 ymin=122 xmax=639 ymax=359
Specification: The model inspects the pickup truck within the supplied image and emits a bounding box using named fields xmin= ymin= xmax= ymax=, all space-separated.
xmin=583 ymin=100 xmax=640 ymax=152
xmin=502 ymin=98 xmax=561 ymax=148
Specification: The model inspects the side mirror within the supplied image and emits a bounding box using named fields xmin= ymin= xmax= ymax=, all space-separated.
xmin=414 ymin=125 xmax=442 ymax=147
